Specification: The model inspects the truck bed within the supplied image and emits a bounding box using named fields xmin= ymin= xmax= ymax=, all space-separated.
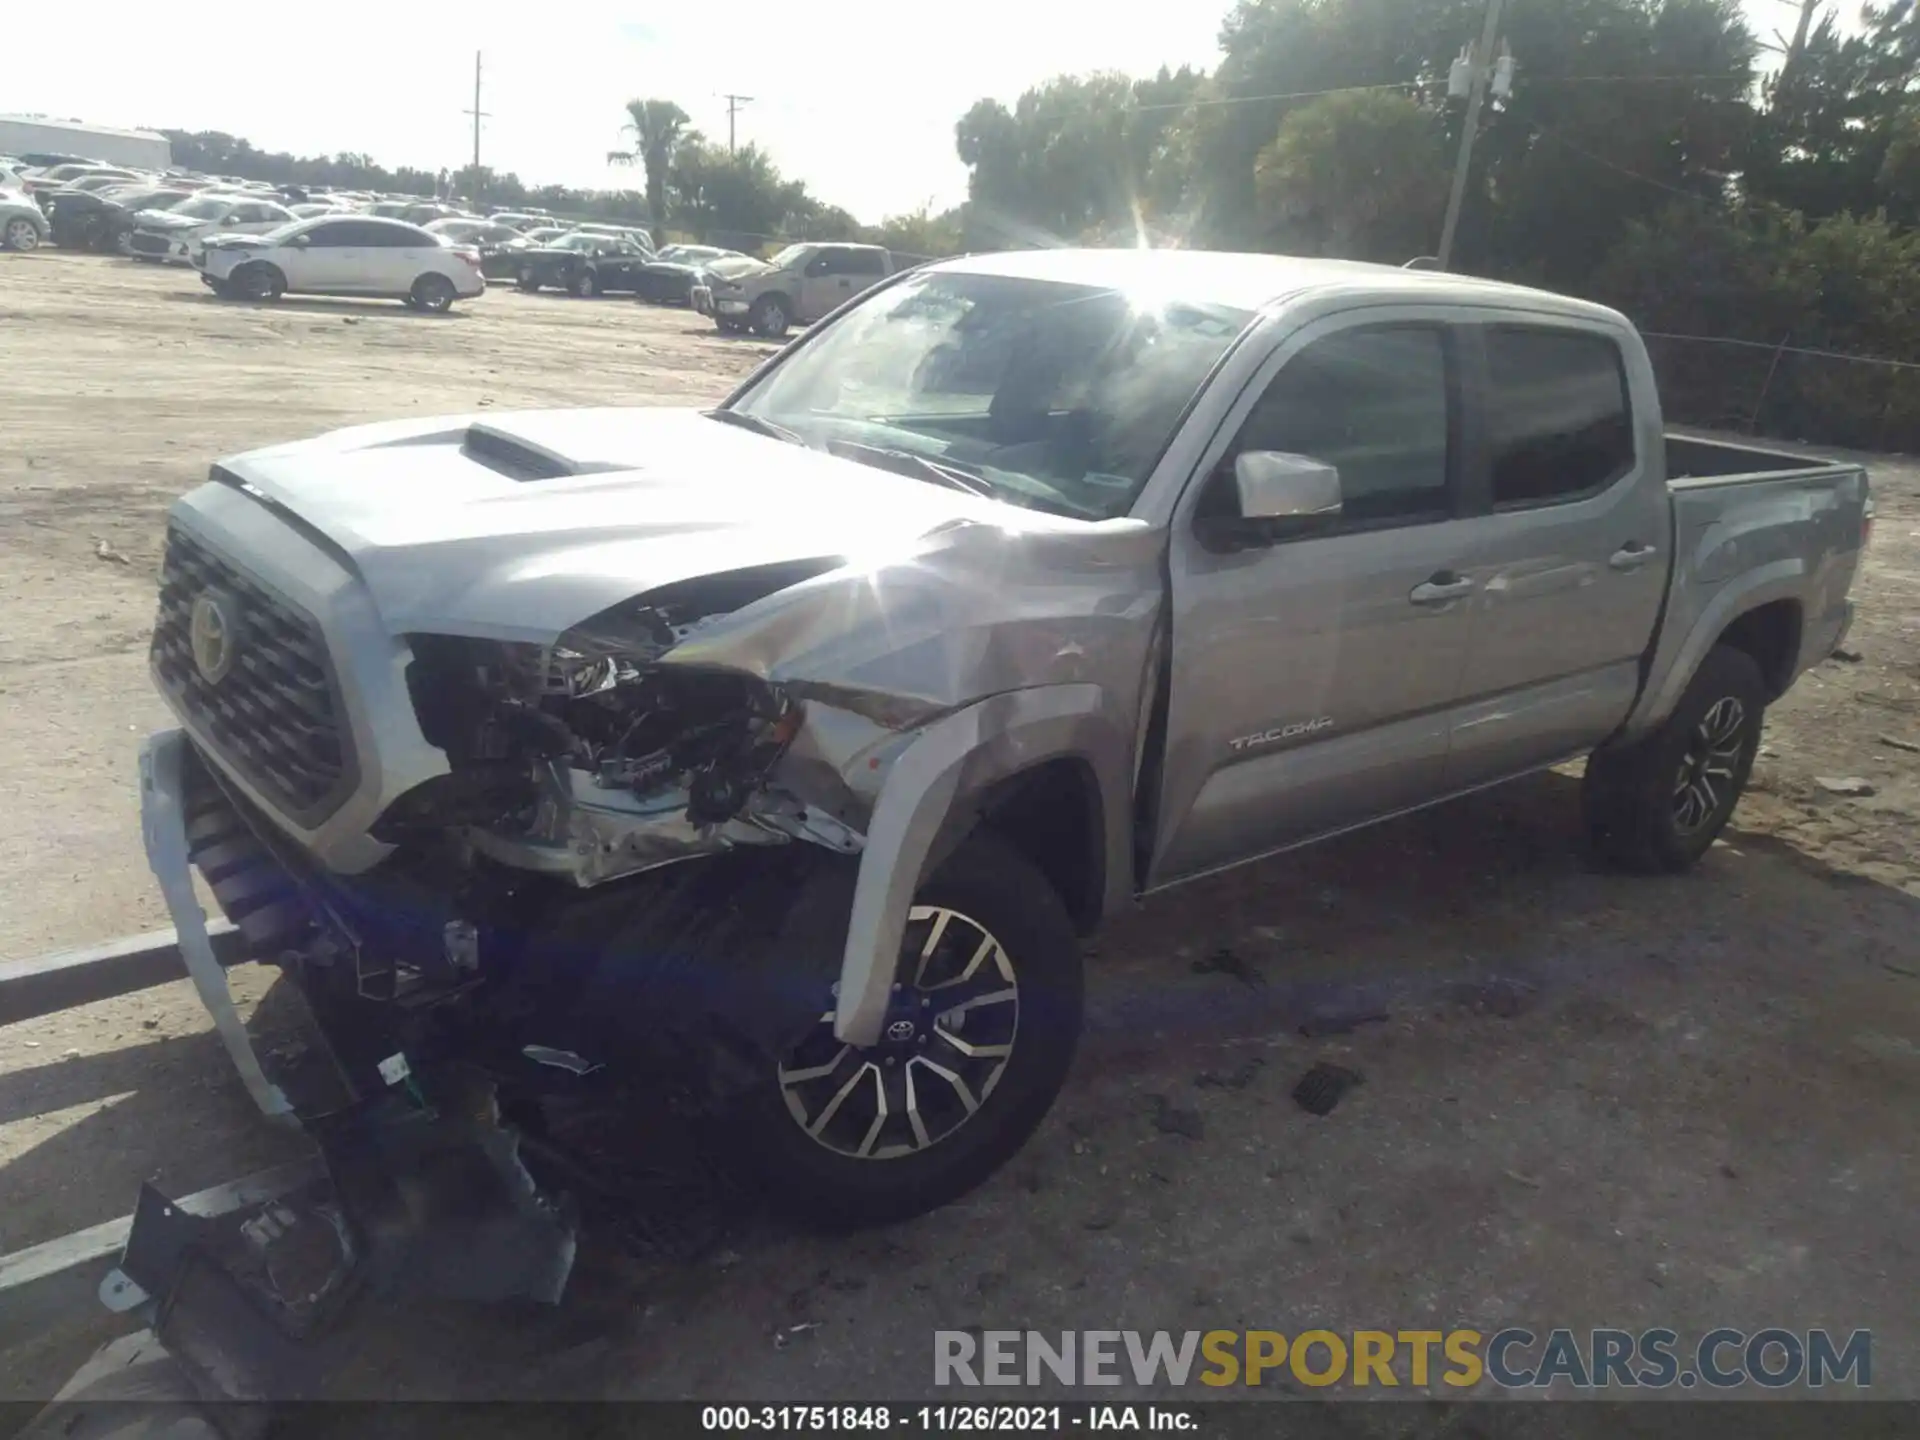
xmin=1665 ymin=433 xmax=1853 ymax=485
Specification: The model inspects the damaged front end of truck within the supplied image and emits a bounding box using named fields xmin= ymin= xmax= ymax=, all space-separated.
xmin=123 ymin=417 xmax=1159 ymax=1395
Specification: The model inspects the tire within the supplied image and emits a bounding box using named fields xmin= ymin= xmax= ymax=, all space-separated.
xmin=233 ymin=263 xmax=285 ymax=302
xmin=410 ymin=272 xmax=457 ymax=313
xmin=1583 ymin=644 xmax=1767 ymax=873
xmin=206 ymin=278 xmax=234 ymax=299
xmin=744 ymin=830 xmax=1083 ymax=1229
xmin=716 ymin=318 xmax=747 ymax=334
xmin=516 ymin=268 xmax=540 ymax=293
xmin=571 ymin=267 xmax=597 ymax=298
xmin=748 ymin=293 xmax=792 ymax=339
xmin=3 ymin=217 xmax=41 ymax=252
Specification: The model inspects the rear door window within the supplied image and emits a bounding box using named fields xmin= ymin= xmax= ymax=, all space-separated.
xmin=1482 ymin=327 xmax=1636 ymax=507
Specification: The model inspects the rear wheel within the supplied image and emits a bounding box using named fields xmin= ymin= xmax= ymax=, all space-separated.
xmin=3 ymin=218 xmax=41 ymax=252
xmin=1583 ymin=644 xmax=1767 ymax=873
xmin=410 ymin=272 xmax=457 ymax=313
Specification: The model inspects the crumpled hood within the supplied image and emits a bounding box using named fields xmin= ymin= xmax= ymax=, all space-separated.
xmin=207 ymin=407 xmax=1056 ymax=644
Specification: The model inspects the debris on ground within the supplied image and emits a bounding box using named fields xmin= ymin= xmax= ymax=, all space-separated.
xmin=1297 ymin=1003 xmax=1390 ymax=1038
xmin=773 ymin=1322 xmax=819 ymax=1349
xmin=1191 ymin=946 xmax=1265 ymax=986
xmin=1831 ymin=647 xmax=1864 ymax=663
xmin=1149 ymin=1094 xmax=1206 ymax=1140
xmin=1816 ymin=775 xmax=1878 ymax=796
xmin=1195 ymin=1056 xmax=1265 ymax=1090
xmin=91 ymin=539 xmax=129 ymax=564
xmin=1446 ymin=977 xmax=1537 ymax=1019
xmin=1290 ymin=1063 xmax=1364 ymax=1117
xmin=1878 ymin=735 xmax=1920 ymax=754
xmin=1504 ymin=1168 xmax=1544 ymax=1189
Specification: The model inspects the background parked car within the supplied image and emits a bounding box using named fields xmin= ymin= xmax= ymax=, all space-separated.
xmin=1 ymin=186 xmax=49 ymax=251
xmin=426 ymin=217 xmax=529 ymax=279
xmin=197 ymin=215 xmax=484 ymax=311
xmin=47 ymin=183 xmax=194 ymax=251
xmin=126 ymin=193 xmax=294 ymax=264
xmin=692 ymin=242 xmax=896 ymax=337
xmin=512 ymin=231 xmax=654 ymax=296
xmin=484 ymin=211 xmax=549 ymax=232
xmin=631 ymin=243 xmax=747 ymax=305
xmin=23 ymin=163 xmax=140 ymax=199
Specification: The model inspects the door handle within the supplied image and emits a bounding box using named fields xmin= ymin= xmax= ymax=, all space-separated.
xmin=1608 ymin=542 xmax=1658 ymax=572
xmin=1409 ymin=572 xmax=1476 ymax=606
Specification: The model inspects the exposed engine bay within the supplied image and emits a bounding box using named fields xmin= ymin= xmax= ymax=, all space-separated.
xmin=382 ymin=580 xmax=867 ymax=888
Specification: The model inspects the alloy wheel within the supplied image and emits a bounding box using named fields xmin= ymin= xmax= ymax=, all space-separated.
xmin=777 ymin=905 xmax=1020 ymax=1160
xmin=1672 ymin=695 xmax=1747 ymax=834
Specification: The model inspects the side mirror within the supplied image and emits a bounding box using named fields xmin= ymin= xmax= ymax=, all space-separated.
xmin=1199 ymin=451 xmax=1344 ymax=551
xmin=1233 ymin=450 xmax=1343 ymax=521
xmin=291 ymin=233 xmax=311 ymax=247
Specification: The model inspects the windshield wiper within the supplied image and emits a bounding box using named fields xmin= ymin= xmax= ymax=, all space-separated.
xmin=703 ymin=408 xmax=803 ymax=445
xmin=826 ymin=441 xmax=999 ymax=500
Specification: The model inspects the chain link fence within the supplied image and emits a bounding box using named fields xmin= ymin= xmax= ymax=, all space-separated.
xmin=1641 ymin=331 xmax=1920 ymax=455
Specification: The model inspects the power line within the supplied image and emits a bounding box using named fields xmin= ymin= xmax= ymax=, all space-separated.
xmin=1532 ymin=125 xmax=1724 ymax=205
xmin=1125 ymin=71 xmax=1749 ymax=115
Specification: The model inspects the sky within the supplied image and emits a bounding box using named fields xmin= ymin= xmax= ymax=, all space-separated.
xmin=5 ymin=1 xmax=1825 ymax=224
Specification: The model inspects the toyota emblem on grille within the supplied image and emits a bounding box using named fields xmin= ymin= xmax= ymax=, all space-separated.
xmin=189 ymin=592 xmax=238 ymax=685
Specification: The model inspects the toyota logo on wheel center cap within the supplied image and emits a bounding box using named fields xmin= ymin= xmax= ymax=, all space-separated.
xmin=189 ymin=591 xmax=239 ymax=685
xmin=885 ymin=1019 xmax=917 ymax=1043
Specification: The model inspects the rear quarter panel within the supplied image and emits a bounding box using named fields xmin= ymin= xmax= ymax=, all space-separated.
xmin=1620 ymin=460 xmax=1869 ymax=740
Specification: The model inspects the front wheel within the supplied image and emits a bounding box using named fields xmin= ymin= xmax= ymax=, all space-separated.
xmin=3 ymin=218 xmax=41 ymax=252
xmin=748 ymin=293 xmax=791 ymax=339
xmin=1583 ymin=644 xmax=1767 ymax=873
xmin=516 ymin=268 xmax=540 ymax=292
xmin=233 ymin=263 xmax=285 ymax=302
xmin=746 ymin=831 xmax=1083 ymax=1229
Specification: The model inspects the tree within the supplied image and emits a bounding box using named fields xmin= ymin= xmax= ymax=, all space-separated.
xmin=669 ymin=141 xmax=810 ymax=246
xmin=873 ymin=204 xmax=967 ymax=259
xmin=610 ymin=98 xmax=694 ymax=225
xmin=954 ymin=68 xmax=1208 ymax=247
xmin=1254 ymin=91 xmax=1449 ymax=261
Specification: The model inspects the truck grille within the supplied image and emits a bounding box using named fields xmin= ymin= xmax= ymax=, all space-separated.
xmin=151 ymin=527 xmax=355 ymax=823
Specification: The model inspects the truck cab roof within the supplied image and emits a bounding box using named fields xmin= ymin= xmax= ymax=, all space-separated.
xmin=931 ymin=248 xmax=1628 ymax=328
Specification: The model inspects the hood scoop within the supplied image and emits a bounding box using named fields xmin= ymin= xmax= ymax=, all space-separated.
xmin=460 ymin=423 xmax=581 ymax=482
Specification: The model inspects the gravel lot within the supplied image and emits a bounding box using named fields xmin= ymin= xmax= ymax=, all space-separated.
xmin=1 ymin=249 xmax=1916 ymax=1409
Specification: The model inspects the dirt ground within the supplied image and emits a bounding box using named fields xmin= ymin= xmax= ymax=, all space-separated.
xmin=0 ymin=249 xmax=1916 ymax=1411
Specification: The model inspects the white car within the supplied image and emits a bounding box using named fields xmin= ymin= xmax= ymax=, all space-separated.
xmin=196 ymin=215 xmax=486 ymax=311
xmin=125 ymin=193 xmax=295 ymax=264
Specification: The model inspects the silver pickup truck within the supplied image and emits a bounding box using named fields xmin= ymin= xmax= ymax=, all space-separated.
xmin=140 ymin=249 xmax=1869 ymax=1245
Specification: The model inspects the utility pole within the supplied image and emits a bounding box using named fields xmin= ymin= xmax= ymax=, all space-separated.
xmin=723 ymin=93 xmax=754 ymax=156
xmin=1437 ymin=0 xmax=1512 ymax=272
xmin=463 ymin=51 xmax=491 ymax=205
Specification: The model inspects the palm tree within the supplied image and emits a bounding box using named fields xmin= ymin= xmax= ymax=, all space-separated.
xmin=609 ymin=98 xmax=693 ymax=226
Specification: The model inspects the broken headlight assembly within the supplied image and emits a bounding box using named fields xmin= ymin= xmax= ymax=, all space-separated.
xmin=383 ymin=612 xmax=809 ymax=872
